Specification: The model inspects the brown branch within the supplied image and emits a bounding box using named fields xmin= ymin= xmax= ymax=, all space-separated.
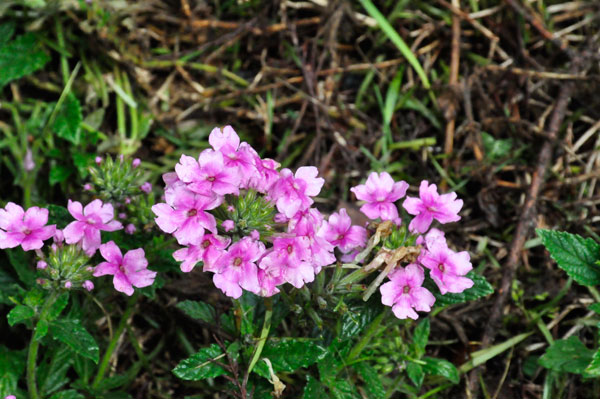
xmin=189 ymin=16 xmax=322 ymax=35
xmin=466 ymin=56 xmax=587 ymax=396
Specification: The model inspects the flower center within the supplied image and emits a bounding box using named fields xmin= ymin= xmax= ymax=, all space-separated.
xmin=23 ymin=228 xmax=32 ymax=235
xmin=119 ymin=264 xmax=126 ymax=273
xmin=202 ymin=239 xmax=211 ymax=249
xmin=287 ymin=245 xmax=294 ymax=254
xmin=336 ymin=234 xmax=345 ymax=241
xmin=207 ymin=176 xmax=216 ymax=182
xmin=233 ymin=257 xmax=242 ymax=266
xmin=187 ymin=209 xmax=198 ymax=217
xmin=438 ymin=263 xmax=445 ymax=272
xmin=403 ymin=286 xmax=410 ymax=294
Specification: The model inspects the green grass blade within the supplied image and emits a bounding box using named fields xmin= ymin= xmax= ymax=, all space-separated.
xmin=358 ymin=0 xmax=430 ymax=89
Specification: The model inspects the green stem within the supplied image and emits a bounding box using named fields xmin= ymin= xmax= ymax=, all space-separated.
xmin=344 ymin=310 xmax=386 ymax=365
xmin=28 ymin=290 xmax=61 ymax=399
xmin=246 ymin=298 xmax=273 ymax=376
xmin=91 ymin=294 xmax=137 ymax=389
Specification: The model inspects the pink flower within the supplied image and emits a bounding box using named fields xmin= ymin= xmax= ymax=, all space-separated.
xmin=95 ymin=156 xmax=103 ymax=164
xmin=83 ymin=183 xmax=93 ymax=191
xmin=419 ymin=238 xmax=473 ymax=294
xmin=140 ymin=182 xmax=152 ymax=193
xmin=63 ymin=199 xmax=123 ymax=255
xmin=403 ymin=180 xmax=463 ymax=233
xmin=222 ymin=220 xmax=234 ymax=232
xmin=256 ymin=253 xmax=285 ymax=296
xmin=212 ymin=237 xmax=265 ymax=298
xmin=173 ymin=234 xmax=231 ymax=272
xmin=288 ymin=208 xmax=335 ymax=273
xmin=93 ymin=241 xmax=156 ymax=296
xmin=24 ymin=149 xmax=35 ymax=171
xmin=83 ymin=280 xmax=94 ymax=291
xmin=132 ymin=158 xmax=141 ymax=168
xmin=152 ymin=185 xmax=220 ymax=245
xmin=350 ymin=172 xmax=408 ymax=221
xmin=321 ymin=208 xmax=367 ymax=253
xmin=208 ymin=126 xmax=256 ymax=179
xmin=380 ymin=264 xmax=435 ymax=320
xmin=37 ymin=260 xmax=47 ymax=269
xmin=5 ymin=395 xmax=16 ymax=399
xmin=248 ymin=156 xmax=280 ymax=193
xmin=268 ymin=167 xmax=324 ymax=218
xmin=260 ymin=236 xmax=315 ymax=288
xmin=0 ymin=203 xmax=56 ymax=251
xmin=125 ymin=224 xmax=136 ymax=234
xmin=175 ymin=151 xmax=241 ymax=196
xmin=64 ymin=281 xmax=72 ymax=289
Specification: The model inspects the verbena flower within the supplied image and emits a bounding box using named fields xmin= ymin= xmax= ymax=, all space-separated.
xmin=63 ymin=199 xmax=123 ymax=255
xmin=152 ymin=185 xmax=220 ymax=245
xmin=93 ymin=241 xmax=156 ymax=296
xmin=419 ymin=236 xmax=473 ymax=294
xmin=321 ymin=208 xmax=367 ymax=253
xmin=173 ymin=234 xmax=231 ymax=272
xmin=350 ymin=172 xmax=408 ymax=221
xmin=268 ymin=167 xmax=324 ymax=218
xmin=380 ymin=264 xmax=435 ymax=320
xmin=0 ymin=203 xmax=56 ymax=251
xmin=209 ymin=126 xmax=256 ymax=180
xmin=403 ymin=180 xmax=463 ymax=234
xmin=212 ymin=237 xmax=264 ymax=298
xmin=175 ymin=151 xmax=240 ymax=196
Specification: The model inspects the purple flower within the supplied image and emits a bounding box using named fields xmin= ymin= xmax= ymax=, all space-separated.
xmin=0 ymin=203 xmax=56 ymax=251
xmin=37 ymin=260 xmax=47 ymax=269
xmin=95 ymin=156 xmax=103 ymax=164
xmin=268 ymin=167 xmax=324 ymax=218
xmin=125 ymin=224 xmax=136 ymax=234
xmin=321 ymin=208 xmax=367 ymax=253
xmin=222 ymin=220 xmax=234 ymax=232
xmin=140 ymin=182 xmax=152 ymax=193
xmin=380 ymin=264 xmax=435 ymax=320
xmin=350 ymin=172 xmax=408 ymax=221
xmin=83 ymin=183 xmax=93 ymax=191
xmin=419 ymin=237 xmax=473 ymax=294
xmin=212 ymin=237 xmax=265 ymax=298
xmin=173 ymin=234 xmax=231 ymax=272
xmin=83 ymin=280 xmax=94 ymax=291
xmin=93 ymin=241 xmax=157 ymax=296
xmin=152 ymin=185 xmax=220 ymax=246
xmin=403 ymin=180 xmax=463 ymax=233
xmin=175 ymin=151 xmax=241 ymax=196
xmin=63 ymin=199 xmax=123 ymax=255
xmin=64 ymin=281 xmax=72 ymax=289
xmin=132 ymin=158 xmax=141 ymax=168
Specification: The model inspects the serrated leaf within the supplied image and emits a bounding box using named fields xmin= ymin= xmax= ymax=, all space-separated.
xmin=176 ymin=300 xmax=216 ymax=323
xmin=53 ymin=93 xmax=82 ymax=145
xmin=34 ymin=318 xmax=49 ymax=341
xmin=253 ymin=338 xmax=327 ymax=379
xmin=407 ymin=362 xmax=424 ymax=388
xmin=0 ymin=33 xmax=50 ymax=86
xmin=585 ymin=348 xmax=600 ymax=376
xmin=303 ymin=375 xmax=328 ymax=399
xmin=422 ymin=357 xmax=459 ymax=383
xmin=49 ymin=165 xmax=73 ymax=185
xmin=412 ymin=318 xmax=430 ymax=359
xmin=0 ymin=346 xmax=26 ymax=397
xmin=48 ymin=390 xmax=84 ymax=399
xmin=49 ymin=319 xmax=99 ymax=363
xmin=537 ymin=229 xmax=600 ymax=286
xmin=172 ymin=344 xmax=227 ymax=381
xmin=354 ymin=362 xmax=385 ymax=399
xmin=330 ymin=379 xmax=360 ymax=399
xmin=24 ymin=288 xmax=45 ymax=308
xmin=48 ymin=292 xmax=69 ymax=321
xmin=432 ymin=272 xmax=494 ymax=306
xmin=538 ymin=336 xmax=594 ymax=375
xmin=340 ymin=299 xmax=383 ymax=340
xmin=7 ymin=305 xmax=34 ymax=326
xmin=318 ymin=339 xmax=351 ymax=385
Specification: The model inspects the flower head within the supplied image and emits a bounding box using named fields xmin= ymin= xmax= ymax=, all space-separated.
xmin=380 ymin=264 xmax=435 ymax=319
xmin=63 ymin=199 xmax=123 ymax=255
xmin=350 ymin=172 xmax=408 ymax=221
xmin=269 ymin=167 xmax=324 ymax=218
xmin=93 ymin=241 xmax=156 ymax=296
xmin=419 ymin=237 xmax=473 ymax=294
xmin=0 ymin=203 xmax=56 ymax=251
xmin=173 ymin=234 xmax=231 ymax=272
xmin=321 ymin=208 xmax=367 ymax=253
xmin=403 ymin=180 xmax=463 ymax=233
xmin=212 ymin=237 xmax=264 ymax=298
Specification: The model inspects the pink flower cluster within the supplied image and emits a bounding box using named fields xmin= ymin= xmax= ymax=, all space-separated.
xmin=350 ymin=173 xmax=471 ymax=320
xmin=0 ymin=203 xmax=55 ymax=251
xmin=153 ymin=126 xmax=367 ymax=299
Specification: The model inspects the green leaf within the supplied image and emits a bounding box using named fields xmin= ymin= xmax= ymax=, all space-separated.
xmin=354 ymin=362 xmax=385 ymax=399
xmin=330 ymin=379 xmax=360 ymax=399
xmin=48 ymin=390 xmax=84 ymax=399
xmin=433 ymin=272 xmax=494 ymax=306
xmin=318 ymin=339 xmax=351 ymax=385
xmin=172 ymin=344 xmax=227 ymax=381
xmin=537 ymin=229 xmax=600 ymax=286
xmin=24 ymin=288 xmax=45 ymax=308
xmin=585 ymin=348 xmax=600 ymax=376
xmin=6 ymin=248 xmax=36 ymax=286
xmin=49 ymin=319 xmax=99 ymax=363
xmin=589 ymin=303 xmax=600 ymax=314
xmin=0 ymin=346 xmax=26 ymax=397
xmin=303 ymin=375 xmax=328 ymax=399
xmin=7 ymin=305 xmax=34 ymax=326
xmin=47 ymin=205 xmax=71 ymax=229
xmin=407 ymin=362 xmax=424 ymax=388
xmin=49 ymin=165 xmax=73 ymax=185
xmin=48 ymin=292 xmax=69 ymax=321
xmin=53 ymin=93 xmax=82 ymax=145
xmin=253 ymin=338 xmax=327 ymax=379
xmin=340 ymin=299 xmax=383 ymax=340
xmin=422 ymin=357 xmax=459 ymax=384
xmin=0 ymin=33 xmax=50 ymax=86
xmin=176 ymin=300 xmax=216 ymax=324
xmin=482 ymin=132 xmax=513 ymax=161
xmin=539 ymin=336 xmax=594 ymax=375
xmin=39 ymin=346 xmax=74 ymax=396
xmin=412 ymin=318 xmax=430 ymax=359
xmin=34 ymin=318 xmax=49 ymax=341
